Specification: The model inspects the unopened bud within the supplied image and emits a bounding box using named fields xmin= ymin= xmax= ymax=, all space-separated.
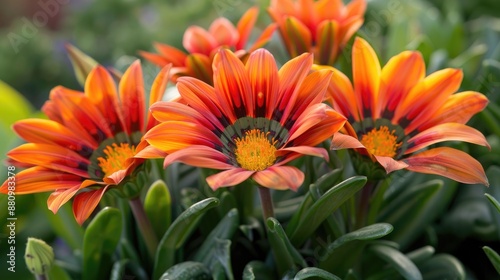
xmin=24 ymin=237 xmax=54 ymax=276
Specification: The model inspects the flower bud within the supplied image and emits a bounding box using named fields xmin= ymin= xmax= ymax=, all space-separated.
xmin=24 ymin=237 xmax=54 ymax=276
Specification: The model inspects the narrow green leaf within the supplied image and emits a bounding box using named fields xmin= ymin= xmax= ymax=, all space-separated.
xmin=267 ymin=218 xmax=307 ymax=276
xmin=193 ymin=208 xmax=239 ymax=264
xmin=290 ymin=176 xmax=367 ymax=246
xmin=418 ymin=254 xmax=465 ymax=280
xmin=242 ymin=261 xmax=275 ymax=280
xmin=110 ymin=260 xmax=128 ymax=280
xmin=484 ymin=246 xmax=500 ymax=275
xmin=83 ymin=207 xmax=123 ymax=280
xmin=286 ymin=168 xmax=343 ymax=236
xmin=369 ymin=244 xmax=422 ymax=280
xmin=294 ymin=267 xmax=342 ymax=280
xmin=160 ymin=261 xmax=212 ymax=280
xmin=406 ymin=246 xmax=436 ymax=264
xmin=144 ymin=180 xmax=172 ymax=239
xmin=485 ymin=193 xmax=500 ymax=213
xmin=153 ymin=197 xmax=219 ymax=279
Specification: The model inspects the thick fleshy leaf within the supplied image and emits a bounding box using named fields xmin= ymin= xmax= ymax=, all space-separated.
xmin=483 ymin=246 xmax=500 ymax=275
xmin=406 ymin=123 xmax=490 ymax=154
xmin=153 ymin=197 xmax=219 ymax=279
xmin=252 ymin=165 xmax=305 ymax=191
xmin=144 ymin=180 xmax=171 ymax=239
xmin=206 ymin=168 xmax=255 ymax=190
xmin=418 ymin=254 xmax=466 ymax=280
xmin=242 ymin=261 xmax=275 ymax=280
xmin=160 ymin=261 xmax=212 ymax=280
xmin=119 ymin=60 xmax=145 ymax=133
xmin=72 ymin=186 xmax=108 ymax=225
xmin=352 ymin=37 xmax=381 ymax=119
xmin=404 ymin=147 xmax=488 ymax=185
xmin=289 ymin=176 xmax=367 ymax=246
xmin=294 ymin=267 xmax=341 ymax=280
xmin=82 ymin=207 xmax=122 ymax=280
xmin=369 ymin=244 xmax=422 ymax=280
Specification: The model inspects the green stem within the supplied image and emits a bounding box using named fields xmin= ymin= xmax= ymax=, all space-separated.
xmin=35 ymin=275 xmax=47 ymax=280
xmin=258 ymin=186 xmax=275 ymax=222
xmin=129 ymin=197 xmax=158 ymax=259
xmin=367 ymin=179 xmax=390 ymax=225
xmin=355 ymin=181 xmax=376 ymax=229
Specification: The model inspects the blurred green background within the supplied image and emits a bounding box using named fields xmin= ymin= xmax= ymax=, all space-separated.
xmin=0 ymin=0 xmax=499 ymax=279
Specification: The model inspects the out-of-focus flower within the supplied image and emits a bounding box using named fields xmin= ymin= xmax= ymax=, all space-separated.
xmin=0 ymin=61 xmax=171 ymax=224
xmin=268 ymin=0 xmax=366 ymax=65
xmin=140 ymin=7 xmax=276 ymax=84
xmin=142 ymin=48 xmax=346 ymax=190
xmin=327 ymin=37 xmax=489 ymax=184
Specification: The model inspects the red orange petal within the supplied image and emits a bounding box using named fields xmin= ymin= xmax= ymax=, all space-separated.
xmin=316 ymin=20 xmax=339 ymax=65
xmin=253 ymin=165 xmax=304 ymax=191
xmin=119 ymin=60 xmax=146 ymax=133
xmin=1 ymin=167 xmax=82 ymax=195
xmin=404 ymin=147 xmax=488 ymax=185
xmin=146 ymin=64 xmax=172 ymax=130
xmin=209 ymin=17 xmax=239 ymax=47
xmin=154 ymin=42 xmax=188 ymax=66
xmin=283 ymin=17 xmax=312 ymax=58
xmin=73 ymin=186 xmax=109 ymax=225
xmin=236 ymin=6 xmax=259 ymax=49
xmin=183 ymin=26 xmax=218 ymax=55
xmin=163 ymin=145 xmax=232 ymax=170
xmin=206 ymin=168 xmax=255 ymax=190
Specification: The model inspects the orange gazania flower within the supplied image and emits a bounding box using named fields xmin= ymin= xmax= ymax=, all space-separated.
xmin=143 ymin=48 xmax=346 ymax=190
xmin=140 ymin=7 xmax=276 ymax=85
xmin=327 ymin=37 xmax=489 ymax=185
xmin=0 ymin=61 xmax=171 ymax=224
xmin=268 ymin=0 xmax=366 ymax=65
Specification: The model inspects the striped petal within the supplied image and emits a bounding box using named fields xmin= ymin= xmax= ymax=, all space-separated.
xmin=145 ymin=121 xmax=221 ymax=153
xmin=154 ymin=42 xmax=188 ymax=66
xmin=213 ymin=48 xmax=253 ymax=120
xmin=406 ymin=123 xmax=490 ymax=154
xmin=163 ymin=145 xmax=232 ymax=169
xmin=283 ymin=17 xmax=312 ymax=58
xmin=73 ymin=186 xmax=109 ymax=225
xmin=323 ymin=65 xmax=360 ymax=121
xmin=8 ymin=143 xmax=90 ymax=178
xmin=245 ymin=49 xmax=279 ymax=118
xmin=47 ymin=179 xmax=98 ymax=214
xmin=352 ymin=37 xmax=381 ymax=119
xmin=330 ymin=132 xmax=365 ymax=150
xmin=209 ymin=17 xmax=239 ymax=47
xmin=138 ymin=51 xmax=172 ymax=68
xmin=373 ymin=155 xmax=408 ymax=173
xmin=119 ymin=60 xmax=146 ymax=133
xmin=316 ymin=20 xmax=339 ymax=65
xmin=277 ymin=146 xmax=329 ymax=165
xmin=13 ymin=119 xmax=96 ymax=153
xmin=418 ymin=91 xmax=489 ymax=131
xmin=151 ymin=101 xmax=220 ymax=131
xmin=186 ymin=54 xmax=213 ymax=85
xmin=253 ymin=165 xmax=304 ymax=191
xmin=236 ymin=6 xmax=258 ymax=49
xmin=404 ymin=147 xmax=488 ymax=185
xmin=147 ymin=64 xmax=171 ymax=130
xmin=247 ymin=23 xmax=277 ymax=52
xmin=393 ymin=68 xmax=463 ymax=133
xmin=290 ymin=106 xmax=346 ymax=147
xmin=206 ymin=168 xmax=255 ymax=190
xmin=183 ymin=26 xmax=218 ymax=55
xmin=379 ymin=51 xmax=425 ymax=119
xmin=85 ymin=66 xmax=124 ymax=134
xmin=1 ymin=167 xmax=82 ymax=195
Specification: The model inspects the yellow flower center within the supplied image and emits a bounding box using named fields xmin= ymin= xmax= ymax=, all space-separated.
xmin=360 ymin=126 xmax=402 ymax=158
xmin=97 ymin=143 xmax=136 ymax=177
xmin=234 ymin=129 xmax=277 ymax=171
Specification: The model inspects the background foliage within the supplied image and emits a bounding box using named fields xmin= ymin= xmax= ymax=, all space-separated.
xmin=0 ymin=0 xmax=499 ymax=279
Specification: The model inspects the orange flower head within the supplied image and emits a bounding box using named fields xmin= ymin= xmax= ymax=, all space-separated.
xmin=143 ymin=48 xmax=347 ymax=190
xmin=0 ymin=61 xmax=171 ymax=225
xmin=268 ymin=0 xmax=366 ymax=65
xmin=327 ymin=37 xmax=490 ymax=185
xmin=140 ymin=7 xmax=277 ymax=85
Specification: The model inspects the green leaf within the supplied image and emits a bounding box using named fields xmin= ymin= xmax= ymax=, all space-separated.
xmin=160 ymin=261 xmax=212 ymax=280
xmin=369 ymin=244 xmax=422 ymax=280
xmin=484 ymin=246 xmax=500 ymax=275
xmin=0 ymin=79 xmax=33 ymax=128
xmin=153 ymin=197 xmax=219 ymax=280
xmin=290 ymin=176 xmax=367 ymax=246
xmin=294 ymin=267 xmax=342 ymax=280
xmin=83 ymin=207 xmax=123 ymax=280
xmin=485 ymin=193 xmax=500 ymax=213
xmin=144 ymin=180 xmax=172 ymax=239
xmin=378 ymin=179 xmax=455 ymax=249
xmin=110 ymin=260 xmax=128 ymax=280
xmin=418 ymin=254 xmax=465 ymax=280
xmin=242 ymin=261 xmax=275 ymax=280
xmin=193 ymin=208 xmax=239 ymax=264
xmin=267 ymin=217 xmax=307 ymax=276
xmin=319 ymin=223 xmax=393 ymax=276
xmin=46 ymin=262 xmax=73 ymax=280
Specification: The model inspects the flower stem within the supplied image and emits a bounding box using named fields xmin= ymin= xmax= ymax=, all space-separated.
xmin=355 ymin=181 xmax=376 ymax=229
xmin=35 ymin=275 xmax=47 ymax=280
xmin=258 ymin=186 xmax=274 ymax=222
xmin=129 ymin=197 xmax=158 ymax=259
